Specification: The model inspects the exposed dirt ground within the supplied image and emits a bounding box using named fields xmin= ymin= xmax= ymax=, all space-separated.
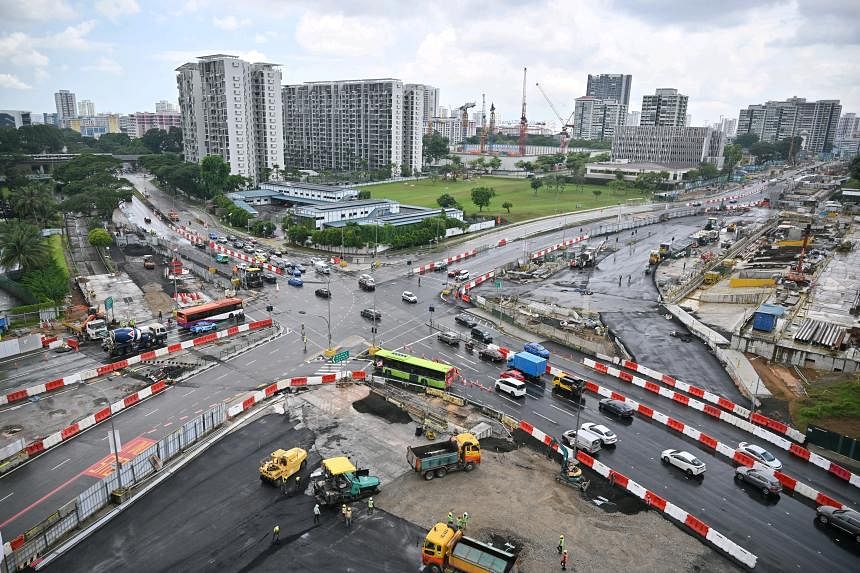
xmin=378 ymin=443 xmax=741 ymax=573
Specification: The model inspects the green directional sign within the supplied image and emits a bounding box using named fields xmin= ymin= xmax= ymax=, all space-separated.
xmin=331 ymin=350 xmax=350 ymax=364
xmin=105 ymin=296 xmax=114 ymax=311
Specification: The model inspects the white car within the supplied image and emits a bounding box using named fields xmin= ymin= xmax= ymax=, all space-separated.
xmin=737 ymin=442 xmax=782 ymax=470
xmin=580 ymin=422 xmax=617 ymax=446
xmin=401 ymin=291 xmax=418 ymax=303
xmin=661 ymin=448 xmax=707 ymax=477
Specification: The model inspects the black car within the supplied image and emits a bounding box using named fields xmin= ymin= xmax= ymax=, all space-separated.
xmin=437 ymin=331 xmax=460 ymax=346
xmin=478 ymin=348 xmax=505 ymax=362
xmin=816 ymin=506 xmax=860 ymax=543
xmin=455 ymin=313 xmax=478 ymax=328
xmin=314 ymin=288 xmax=331 ymax=299
xmin=360 ymin=308 xmax=382 ymax=321
xmin=598 ymin=398 xmax=635 ymax=418
xmin=263 ymin=273 xmax=278 ymax=284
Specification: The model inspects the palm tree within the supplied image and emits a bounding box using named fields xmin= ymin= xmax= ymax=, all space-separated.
xmin=11 ymin=182 xmax=56 ymax=228
xmin=0 ymin=221 xmax=48 ymax=275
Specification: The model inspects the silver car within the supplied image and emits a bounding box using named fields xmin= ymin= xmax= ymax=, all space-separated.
xmin=734 ymin=466 xmax=782 ymax=495
xmin=737 ymin=442 xmax=783 ymax=470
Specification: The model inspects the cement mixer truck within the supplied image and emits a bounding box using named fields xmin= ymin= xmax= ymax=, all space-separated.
xmin=102 ymin=323 xmax=168 ymax=357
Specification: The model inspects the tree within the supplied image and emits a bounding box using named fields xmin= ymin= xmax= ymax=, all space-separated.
xmin=849 ymin=155 xmax=860 ymax=181
xmin=502 ymin=201 xmax=513 ymax=214
xmin=88 ymin=228 xmax=113 ymax=247
xmin=141 ymin=128 xmax=169 ymax=154
xmin=470 ymin=186 xmax=495 ymax=211
xmin=16 ymin=124 xmax=65 ymax=153
xmin=749 ymin=142 xmax=777 ymax=164
xmin=723 ymin=143 xmax=743 ymax=173
xmin=10 ymin=182 xmax=58 ymax=227
xmin=422 ymin=133 xmax=450 ymax=164
xmin=608 ymin=179 xmax=628 ymax=195
xmin=696 ymin=162 xmax=719 ymax=180
xmin=165 ymin=126 xmax=183 ymax=153
xmin=515 ymin=160 xmax=534 ymax=172
xmin=437 ymin=193 xmax=459 ymax=208
xmin=357 ymin=189 xmax=371 ymax=200
xmin=530 ymin=177 xmax=543 ymax=194
xmin=734 ymin=132 xmax=759 ymax=149
xmin=592 ymin=152 xmax=610 ymax=162
xmin=22 ymin=263 xmax=69 ymax=303
xmin=486 ymin=156 xmax=502 ymax=170
xmin=0 ymin=221 xmax=48 ymax=274
xmin=592 ymin=189 xmax=602 ymax=200
xmin=614 ymin=170 xmax=625 ymax=181
xmin=774 ymin=136 xmax=804 ymax=162
xmin=200 ymin=155 xmax=230 ymax=198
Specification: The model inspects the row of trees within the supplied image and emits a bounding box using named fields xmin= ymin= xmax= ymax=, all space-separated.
xmin=54 ymin=155 xmax=133 ymax=219
xmin=284 ymin=214 xmax=466 ymax=250
xmin=463 ymin=132 xmax=612 ymax=149
xmin=140 ymin=154 xmax=248 ymax=201
xmin=0 ymin=124 xmax=182 ymax=156
xmin=732 ymin=132 xmax=804 ymax=165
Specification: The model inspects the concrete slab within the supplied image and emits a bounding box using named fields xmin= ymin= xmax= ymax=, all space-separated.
xmin=80 ymin=273 xmax=150 ymax=324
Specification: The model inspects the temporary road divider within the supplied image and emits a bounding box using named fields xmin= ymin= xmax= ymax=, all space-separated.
xmin=0 ymin=319 xmax=273 ymax=406
xmin=598 ymin=356 xmax=805 ymax=443
xmin=413 ymin=248 xmax=478 ymax=275
xmin=581 ymin=358 xmax=860 ymax=489
xmin=546 ymin=363 xmax=847 ymax=510
xmin=517 ymin=419 xmax=758 ymax=569
xmin=226 ymin=370 xmax=367 ymax=418
xmin=530 ymin=234 xmax=589 ymax=260
xmin=208 ymin=241 xmax=284 ymax=275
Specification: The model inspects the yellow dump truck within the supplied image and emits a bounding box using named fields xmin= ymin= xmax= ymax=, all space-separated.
xmin=259 ymin=447 xmax=307 ymax=485
xmin=703 ymin=271 xmax=721 ymax=285
xmin=421 ymin=522 xmax=519 ymax=573
xmin=649 ymin=250 xmax=661 ymax=265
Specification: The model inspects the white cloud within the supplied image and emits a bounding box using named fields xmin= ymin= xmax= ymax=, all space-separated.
xmin=45 ymin=20 xmax=107 ymax=51
xmin=0 ymin=73 xmax=32 ymax=89
xmin=295 ymin=12 xmax=393 ymax=57
xmin=154 ymin=49 xmax=269 ymax=66
xmin=94 ymin=0 xmax=140 ymax=21
xmin=0 ymin=0 xmax=75 ymax=22
xmin=0 ymin=32 xmax=50 ymax=67
xmin=82 ymin=56 xmax=123 ymax=74
xmin=254 ymin=33 xmax=269 ymax=44
xmin=175 ymin=0 xmax=207 ymax=15
xmin=213 ymin=15 xmax=250 ymax=31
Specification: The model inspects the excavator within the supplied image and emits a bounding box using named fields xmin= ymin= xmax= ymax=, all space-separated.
xmin=549 ymin=439 xmax=590 ymax=492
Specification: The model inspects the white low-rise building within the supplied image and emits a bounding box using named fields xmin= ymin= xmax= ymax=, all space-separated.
xmin=585 ymin=159 xmax=692 ymax=186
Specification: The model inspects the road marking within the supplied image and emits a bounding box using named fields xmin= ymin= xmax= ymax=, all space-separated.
xmin=246 ymin=359 xmax=257 ymax=366
xmin=0 ymin=471 xmax=83 ymax=529
xmin=549 ymin=404 xmax=577 ymax=418
xmin=497 ymin=394 xmax=521 ymax=406
xmin=144 ymin=408 xmax=159 ymax=417
xmin=214 ymin=372 xmax=229 ymax=381
xmin=268 ymin=348 xmax=280 ymax=355
xmin=182 ymin=389 xmax=197 ymax=397
xmin=532 ymin=411 xmax=557 ymax=424
xmin=0 ymin=492 xmax=13 ymax=502
xmin=392 ymin=332 xmax=437 ymax=352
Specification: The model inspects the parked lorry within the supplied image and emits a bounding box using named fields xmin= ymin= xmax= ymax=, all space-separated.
xmin=421 ymin=522 xmax=519 ymax=573
xmin=63 ymin=314 xmax=109 ymax=342
xmin=259 ymin=447 xmax=307 ymax=485
xmin=407 ymin=433 xmax=481 ymax=480
xmin=102 ymin=323 xmax=167 ymax=357
xmin=506 ymin=351 xmax=547 ymax=381
xmin=311 ymin=456 xmax=380 ymax=507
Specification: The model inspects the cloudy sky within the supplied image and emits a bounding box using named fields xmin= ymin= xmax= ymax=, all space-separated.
xmin=1 ymin=0 xmax=858 ymax=127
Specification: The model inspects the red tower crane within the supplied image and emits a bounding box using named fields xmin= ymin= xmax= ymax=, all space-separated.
xmin=535 ymin=81 xmax=574 ymax=153
xmin=518 ymin=67 xmax=528 ymax=156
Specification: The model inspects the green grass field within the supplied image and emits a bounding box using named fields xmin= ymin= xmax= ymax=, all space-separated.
xmin=360 ymin=176 xmax=645 ymax=222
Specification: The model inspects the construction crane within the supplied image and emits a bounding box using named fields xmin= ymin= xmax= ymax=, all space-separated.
xmin=518 ymin=67 xmax=528 ymax=156
xmin=535 ymin=81 xmax=575 ymax=153
xmin=458 ymin=101 xmax=476 ymax=151
xmin=479 ymin=94 xmax=488 ymax=154
xmin=488 ymin=103 xmax=496 ymax=153
xmin=786 ymin=223 xmax=812 ymax=285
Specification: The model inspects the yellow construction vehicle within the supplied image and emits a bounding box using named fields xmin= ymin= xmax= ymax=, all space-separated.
xmin=659 ymin=242 xmax=671 ymax=256
xmin=259 ymin=447 xmax=308 ymax=485
xmin=421 ymin=522 xmax=519 ymax=573
xmin=649 ymin=250 xmax=661 ymax=265
xmin=703 ymin=271 xmax=721 ymax=285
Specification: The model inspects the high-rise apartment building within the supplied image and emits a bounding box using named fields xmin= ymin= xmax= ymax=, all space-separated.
xmin=423 ymin=86 xmax=439 ymax=129
xmin=736 ymin=97 xmax=842 ymax=153
xmin=611 ymin=126 xmax=725 ymax=169
xmin=627 ymin=111 xmax=640 ymax=127
xmin=712 ymin=117 xmax=738 ymax=138
xmin=155 ymin=100 xmax=178 ymax=113
xmin=572 ymin=96 xmax=627 ymax=140
xmin=835 ymin=113 xmax=859 ymax=140
xmin=132 ymin=111 xmax=182 ymax=138
xmin=640 ymin=88 xmax=688 ymax=127
xmin=586 ymin=74 xmax=632 ymax=107
xmin=77 ymin=99 xmax=95 ymax=117
xmin=176 ymin=54 xmax=284 ymax=182
xmin=54 ymin=90 xmax=77 ymax=124
xmin=282 ymin=78 xmax=425 ymax=177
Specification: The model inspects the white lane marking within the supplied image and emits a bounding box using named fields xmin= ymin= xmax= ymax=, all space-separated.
xmin=214 ymin=372 xmax=229 ymax=381
xmin=51 ymin=458 xmax=71 ymax=471
xmin=182 ymin=389 xmax=197 ymax=397
xmin=246 ymin=359 xmax=257 ymax=366
xmin=392 ymin=332 xmax=437 ymax=352
xmin=532 ymin=411 xmax=557 ymax=424
xmin=496 ymin=393 xmax=521 ymax=406
xmin=268 ymin=348 xmax=280 ymax=355
xmin=0 ymin=492 xmax=13 ymax=502
xmin=144 ymin=409 xmax=159 ymax=417
xmin=549 ymin=404 xmax=577 ymax=418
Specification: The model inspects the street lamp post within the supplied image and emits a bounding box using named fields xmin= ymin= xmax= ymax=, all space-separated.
xmin=371 ymin=218 xmax=379 ymax=349
xmin=298 ymin=310 xmax=334 ymax=357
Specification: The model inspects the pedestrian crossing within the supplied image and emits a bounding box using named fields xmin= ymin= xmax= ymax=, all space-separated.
xmin=313 ymin=362 xmax=345 ymax=375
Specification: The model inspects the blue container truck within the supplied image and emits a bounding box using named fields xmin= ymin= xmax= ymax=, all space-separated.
xmin=507 ymin=351 xmax=547 ymax=381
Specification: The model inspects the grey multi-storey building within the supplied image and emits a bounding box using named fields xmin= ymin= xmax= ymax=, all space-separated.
xmin=736 ymin=97 xmax=842 ymax=153
xmin=282 ymin=78 xmax=425 ymax=177
xmin=54 ymin=90 xmax=77 ymax=124
xmin=176 ymin=54 xmax=284 ymax=182
xmin=572 ymin=96 xmax=627 ymax=140
xmin=640 ymin=88 xmax=688 ymax=127
xmin=611 ymin=126 xmax=725 ymax=169
xmin=422 ymin=86 xmax=439 ymax=129
xmin=586 ymin=74 xmax=632 ymax=107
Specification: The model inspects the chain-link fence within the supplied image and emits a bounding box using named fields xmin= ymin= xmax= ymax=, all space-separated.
xmin=7 ymin=404 xmax=227 ymax=571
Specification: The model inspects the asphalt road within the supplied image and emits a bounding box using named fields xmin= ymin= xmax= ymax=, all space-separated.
xmin=45 ymin=414 xmax=425 ymax=573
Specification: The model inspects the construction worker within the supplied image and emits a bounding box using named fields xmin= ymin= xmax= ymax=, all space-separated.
xmin=460 ymin=512 xmax=470 ymax=531
xmin=341 ymin=504 xmax=347 ymax=521
xmin=367 ymin=497 xmax=374 ymax=515
xmin=272 ymin=524 xmax=280 ymax=544
xmin=561 ymin=549 xmax=568 ymax=570
xmin=294 ymin=474 xmax=301 ymax=494
xmin=558 ymin=534 xmax=565 ymax=554
xmin=313 ymin=503 xmax=321 ymax=525
xmin=345 ymin=505 xmax=353 ymax=527
xmin=447 ymin=511 xmax=455 ymax=528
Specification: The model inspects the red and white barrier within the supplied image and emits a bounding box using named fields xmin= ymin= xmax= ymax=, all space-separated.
xmin=227 ymin=370 xmax=367 ymax=418
xmin=598 ymin=356 xmax=805 ymax=443
xmin=208 ymin=241 xmax=284 ymax=275
xmin=461 ymin=271 xmax=495 ymax=293
xmin=546 ymin=364 xmax=847 ymax=509
xmin=582 ymin=358 xmax=860 ymax=489
xmin=0 ymin=319 xmax=274 ymax=406
xmin=530 ymin=234 xmax=589 ymax=260
xmin=174 ymin=225 xmax=202 ymax=243
xmin=24 ymin=379 xmax=168 ymax=457
xmin=413 ymin=248 xmax=478 ymax=275
xmin=517 ymin=419 xmax=758 ymax=569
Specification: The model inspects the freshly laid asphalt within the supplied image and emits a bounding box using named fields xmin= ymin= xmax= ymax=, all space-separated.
xmin=45 ymin=414 xmax=424 ymax=573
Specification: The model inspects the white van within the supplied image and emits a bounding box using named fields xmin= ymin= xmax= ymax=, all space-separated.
xmin=561 ymin=428 xmax=602 ymax=454
xmin=495 ymin=377 xmax=526 ymax=398
xmin=314 ymin=261 xmax=329 ymax=274
xmin=456 ymin=269 xmax=470 ymax=281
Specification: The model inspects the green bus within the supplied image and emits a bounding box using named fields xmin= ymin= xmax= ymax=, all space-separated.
xmin=373 ymin=349 xmax=459 ymax=390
